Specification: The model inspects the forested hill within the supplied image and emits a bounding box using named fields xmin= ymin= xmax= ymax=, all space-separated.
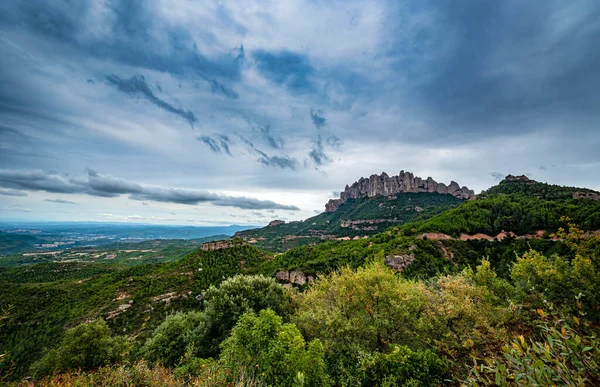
xmin=398 ymin=175 xmax=600 ymax=237
xmin=236 ymin=192 xmax=464 ymax=251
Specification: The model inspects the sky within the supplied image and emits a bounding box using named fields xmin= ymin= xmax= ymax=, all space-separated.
xmin=1 ymin=0 xmax=599 ymax=226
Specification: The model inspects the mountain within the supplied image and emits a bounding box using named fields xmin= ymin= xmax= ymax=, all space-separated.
xmin=325 ymin=170 xmax=476 ymax=212
xmin=397 ymin=174 xmax=600 ymax=238
xmin=237 ymin=170 xmax=474 ymax=251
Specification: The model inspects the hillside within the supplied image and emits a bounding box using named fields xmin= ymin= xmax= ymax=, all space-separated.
xmin=237 ymin=169 xmax=476 ymax=251
xmin=237 ymin=192 xmax=464 ymax=251
xmin=398 ymin=175 xmax=600 ymax=238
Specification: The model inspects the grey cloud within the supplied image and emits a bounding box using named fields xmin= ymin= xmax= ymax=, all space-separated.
xmin=210 ymin=79 xmax=239 ymax=100
xmin=309 ymin=135 xmax=331 ymax=167
xmin=105 ymin=75 xmax=197 ymax=127
xmin=310 ymin=109 xmax=326 ymax=130
xmin=259 ymin=125 xmax=284 ymax=149
xmin=0 ymin=189 xmax=27 ymax=197
xmin=238 ymin=135 xmax=297 ymax=170
xmin=0 ymin=168 xmax=299 ymax=211
xmin=257 ymin=154 xmax=297 ymax=170
xmin=7 ymin=1 xmax=244 ymax=81
xmin=326 ymin=135 xmax=343 ymax=150
xmin=217 ymin=134 xmax=233 ymax=156
xmin=490 ymin=172 xmax=504 ymax=181
xmin=197 ymin=136 xmax=222 ymax=153
xmin=45 ymin=199 xmax=78 ymax=205
xmin=330 ymin=191 xmax=340 ymax=198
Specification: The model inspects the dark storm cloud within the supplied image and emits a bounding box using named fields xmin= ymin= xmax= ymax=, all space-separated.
xmin=105 ymin=75 xmax=197 ymax=127
xmin=0 ymin=169 xmax=299 ymax=210
xmin=0 ymin=189 xmax=27 ymax=197
xmin=310 ymin=109 xmax=326 ymax=130
xmin=3 ymin=1 xmax=244 ymax=81
xmin=308 ymin=135 xmax=331 ymax=167
xmin=326 ymin=136 xmax=343 ymax=150
xmin=45 ymin=199 xmax=78 ymax=205
xmin=252 ymin=50 xmax=315 ymax=92
xmin=389 ymin=0 xmax=600 ymax=141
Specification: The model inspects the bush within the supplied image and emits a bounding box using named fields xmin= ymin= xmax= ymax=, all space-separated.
xmin=30 ymin=320 xmax=129 ymax=378
xmin=220 ymin=309 xmax=330 ymax=387
xmin=358 ymin=345 xmax=447 ymax=386
xmin=464 ymin=311 xmax=600 ymax=386
xmin=141 ymin=274 xmax=292 ymax=366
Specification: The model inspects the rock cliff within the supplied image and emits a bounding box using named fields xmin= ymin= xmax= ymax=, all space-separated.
xmin=325 ymin=170 xmax=476 ymax=212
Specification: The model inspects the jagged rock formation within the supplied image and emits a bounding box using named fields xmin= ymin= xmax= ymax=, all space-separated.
xmin=268 ymin=220 xmax=286 ymax=227
xmin=326 ymin=171 xmax=475 ymax=212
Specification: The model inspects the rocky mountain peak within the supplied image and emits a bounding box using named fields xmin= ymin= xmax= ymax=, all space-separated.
xmin=325 ymin=171 xmax=476 ymax=212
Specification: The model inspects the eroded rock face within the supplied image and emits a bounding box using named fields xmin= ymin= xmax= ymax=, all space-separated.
xmin=384 ymin=254 xmax=415 ymax=272
xmin=275 ymin=270 xmax=314 ymax=286
xmin=200 ymin=240 xmax=244 ymax=251
xmin=268 ymin=220 xmax=286 ymax=227
xmin=573 ymin=191 xmax=600 ymax=200
xmin=325 ymin=170 xmax=476 ymax=212
xmin=504 ymin=174 xmax=534 ymax=183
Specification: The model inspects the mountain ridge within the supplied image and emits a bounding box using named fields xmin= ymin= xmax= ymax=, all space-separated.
xmin=326 ymin=170 xmax=476 ymax=212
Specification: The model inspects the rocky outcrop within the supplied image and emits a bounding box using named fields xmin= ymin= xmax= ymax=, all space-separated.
xmin=325 ymin=171 xmax=475 ymax=212
xmin=268 ymin=220 xmax=286 ymax=227
xmin=504 ymin=174 xmax=535 ymax=183
xmin=200 ymin=240 xmax=244 ymax=251
xmin=384 ymin=254 xmax=415 ymax=272
xmin=573 ymin=191 xmax=600 ymax=200
xmin=275 ymin=270 xmax=314 ymax=285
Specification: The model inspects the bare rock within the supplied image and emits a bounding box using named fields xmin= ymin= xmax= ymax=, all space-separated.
xmin=384 ymin=254 xmax=416 ymax=272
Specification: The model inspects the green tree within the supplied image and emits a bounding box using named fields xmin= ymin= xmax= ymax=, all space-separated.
xmin=30 ymin=319 xmax=129 ymax=378
xmin=220 ymin=309 xmax=330 ymax=387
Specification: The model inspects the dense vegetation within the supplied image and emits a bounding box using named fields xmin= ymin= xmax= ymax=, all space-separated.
xmin=1 ymin=178 xmax=599 ymax=385
xmin=399 ymin=180 xmax=600 ymax=237
xmin=237 ymin=192 xmax=463 ymax=251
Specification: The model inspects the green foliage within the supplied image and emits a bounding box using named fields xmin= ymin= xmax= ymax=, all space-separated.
xmin=238 ymin=193 xmax=464 ymax=251
xmin=141 ymin=274 xmax=292 ymax=365
xmin=464 ymin=312 xmax=600 ymax=387
xmin=398 ymin=180 xmax=600 ymax=238
xmin=140 ymin=311 xmax=205 ymax=367
xmin=220 ymin=309 xmax=330 ymax=387
xmin=358 ymin=345 xmax=447 ymax=387
xmin=30 ymin=320 xmax=129 ymax=378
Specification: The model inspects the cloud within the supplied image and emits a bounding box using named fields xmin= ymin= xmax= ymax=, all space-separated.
xmin=257 ymin=124 xmax=284 ymax=149
xmin=105 ymin=74 xmax=197 ymax=127
xmin=0 ymin=168 xmax=299 ymax=210
xmin=0 ymin=189 xmax=27 ymax=197
xmin=252 ymin=50 xmax=315 ymax=92
xmin=210 ymin=79 xmax=239 ymax=100
xmin=490 ymin=172 xmax=504 ymax=181
xmin=326 ymin=135 xmax=343 ymax=150
xmin=308 ymin=135 xmax=331 ymax=167
xmin=310 ymin=109 xmax=326 ymax=129
xmin=257 ymin=154 xmax=298 ymax=170
xmin=45 ymin=199 xmax=78 ymax=205
xmin=197 ymin=136 xmax=222 ymax=153
xmin=217 ymin=134 xmax=233 ymax=156
xmin=238 ymin=135 xmax=297 ymax=170
xmin=330 ymin=191 xmax=340 ymax=198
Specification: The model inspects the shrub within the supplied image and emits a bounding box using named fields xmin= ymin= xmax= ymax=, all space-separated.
xmin=464 ymin=311 xmax=600 ymax=386
xmin=358 ymin=345 xmax=448 ymax=386
xmin=30 ymin=320 xmax=129 ymax=378
xmin=220 ymin=309 xmax=330 ymax=387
